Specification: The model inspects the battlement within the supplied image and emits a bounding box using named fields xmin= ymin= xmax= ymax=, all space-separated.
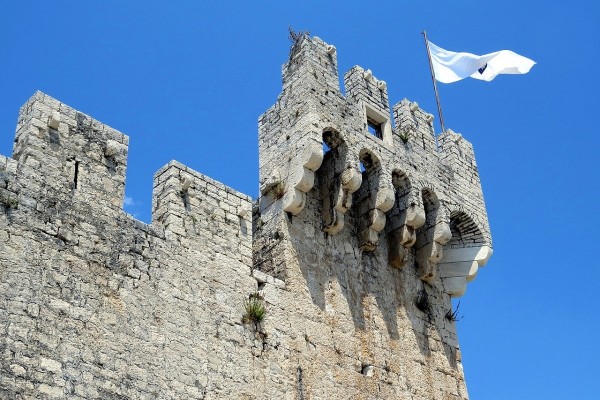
xmin=13 ymin=92 xmax=129 ymax=211
xmin=1 ymin=92 xmax=253 ymax=251
xmin=151 ymin=160 xmax=253 ymax=262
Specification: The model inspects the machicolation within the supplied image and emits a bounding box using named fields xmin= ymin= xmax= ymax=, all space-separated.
xmin=1 ymin=34 xmax=492 ymax=399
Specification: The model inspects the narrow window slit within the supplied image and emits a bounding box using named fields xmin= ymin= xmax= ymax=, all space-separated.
xmin=181 ymin=191 xmax=190 ymax=210
xmin=73 ymin=161 xmax=80 ymax=189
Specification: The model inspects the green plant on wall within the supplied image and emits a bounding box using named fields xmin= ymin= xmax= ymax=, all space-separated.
xmin=271 ymin=181 xmax=286 ymax=200
xmin=0 ymin=192 xmax=18 ymax=210
xmin=242 ymin=292 xmax=266 ymax=329
xmin=445 ymin=301 xmax=462 ymax=322
xmin=399 ymin=128 xmax=411 ymax=144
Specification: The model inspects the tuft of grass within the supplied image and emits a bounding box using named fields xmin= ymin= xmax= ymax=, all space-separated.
xmin=0 ymin=192 xmax=18 ymax=210
xmin=399 ymin=128 xmax=411 ymax=144
xmin=288 ymin=26 xmax=310 ymax=44
xmin=288 ymin=26 xmax=311 ymax=60
xmin=243 ymin=292 xmax=266 ymax=326
xmin=445 ymin=301 xmax=463 ymax=322
xmin=415 ymin=288 xmax=430 ymax=315
xmin=271 ymin=181 xmax=286 ymax=200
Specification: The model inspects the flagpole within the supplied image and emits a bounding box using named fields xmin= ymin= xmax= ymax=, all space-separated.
xmin=422 ymin=31 xmax=446 ymax=134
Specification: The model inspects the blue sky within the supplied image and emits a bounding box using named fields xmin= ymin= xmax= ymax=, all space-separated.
xmin=1 ymin=1 xmax=598 ymax=398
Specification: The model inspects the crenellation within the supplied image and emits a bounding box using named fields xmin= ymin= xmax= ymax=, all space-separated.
xmin=438 ymin=129 xmax=479 ymax=183
xmin=1 ymin=34 xmax=493 ymax=399
xmin=11 ymin=93 xmax=129 ymax=213
xmin=393 ymin=98 xmax=437 ymax=153
xmin=151 ymin=160 xmax=252 ymax=252
xmin=283 ymin=35 xmax=340 ymax=93
xmin=344 ymin=65 xmax=391 ymax=119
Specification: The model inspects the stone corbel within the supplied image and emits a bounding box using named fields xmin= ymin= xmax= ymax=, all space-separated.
xmin=416 ymin=217 xmax=452 ymax=282
xmin=358 ymin=186 xmax=395 ymax=251
xmin=387 ymin=200 xmax=426 ymax=268
xmin=105 ymin=140 xmax=127 ymax=165
xmin=439 ymin=245 xmax=493 ymax=297
xmin=282 ymin=139 xmax=324 ymax=215
xmin=48 ymin=110 xmax=61 ymax=130
xmin=323 ymin=167 xmax=362 ymax=234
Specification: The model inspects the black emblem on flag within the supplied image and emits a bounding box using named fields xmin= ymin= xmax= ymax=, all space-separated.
xmin=478 ymin=63 xmax=488 ymax=74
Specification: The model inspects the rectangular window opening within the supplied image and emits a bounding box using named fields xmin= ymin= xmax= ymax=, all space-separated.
xmin=367 ymin=117 xmax=383 ymax=139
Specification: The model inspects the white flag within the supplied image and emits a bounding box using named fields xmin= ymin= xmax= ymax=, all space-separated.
xmin=428 ymin=41 xmax=535 ymax=83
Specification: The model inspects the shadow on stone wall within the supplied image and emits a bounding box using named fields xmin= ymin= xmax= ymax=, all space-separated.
xmin=288 ymin=189 xmax=460 ymax=369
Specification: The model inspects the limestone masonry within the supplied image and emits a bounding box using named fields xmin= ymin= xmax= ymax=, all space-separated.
xmin=0 ymin=35 xmax=492 ymax=399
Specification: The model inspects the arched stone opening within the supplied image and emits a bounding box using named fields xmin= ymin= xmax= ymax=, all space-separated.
xmin=358 ymin=148 xmax=380 ymax=173
xmin=421 ymin=189 xmax=439 ymax=229
xmin=318 ymin=129 xmax=361 ymax=234
xmin=386 ymin=170 xmax=425 ymax=268
xmin=415 ymin=188 xmax=451 ymax=282
xmin=322 ymin=129 xmax=345 ymax=155
xmin=392 ymin=170 xmax=412 ymax=200
xmin=354 ymin=149 xmax=392 ymax=251
xmin=438 ymin=211 xmax=492 ymax=297
xmin=446 ymin=211 xmax=485 ymax=248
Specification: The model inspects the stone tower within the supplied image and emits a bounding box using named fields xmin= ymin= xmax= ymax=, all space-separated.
xmin=253 ymin=34 xmax=492 ymax=398
xmin=0 ymin=34 xmax=492 ymax=399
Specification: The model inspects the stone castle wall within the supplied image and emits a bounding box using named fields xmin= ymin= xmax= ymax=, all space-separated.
xmin=1 ymin=35 xmax=492 ymax=399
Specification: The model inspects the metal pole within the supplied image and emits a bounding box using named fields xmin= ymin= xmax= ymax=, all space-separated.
xmin=422 ymin=31 xmax=446 ymax=134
